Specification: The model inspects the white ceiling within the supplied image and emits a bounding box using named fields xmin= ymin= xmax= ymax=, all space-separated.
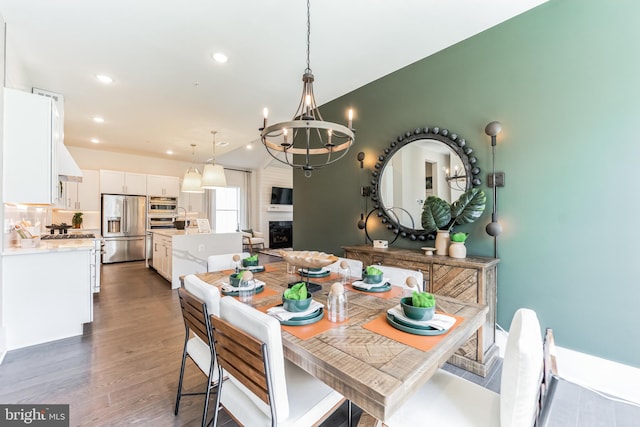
xmin=0 ymin=0 xmax=547 ymax=169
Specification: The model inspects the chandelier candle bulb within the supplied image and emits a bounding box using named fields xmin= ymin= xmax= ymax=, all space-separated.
xmin=348 ymin=109 xmax=353 ymax=129
xmin=263 ymin=107 xmax=268 ymax=128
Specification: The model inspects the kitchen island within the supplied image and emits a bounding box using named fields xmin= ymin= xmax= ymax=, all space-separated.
xmin=149 ymin=229 xmax=242 ymax=289
xmin=2 ymin=239 xmax=96 ymax=350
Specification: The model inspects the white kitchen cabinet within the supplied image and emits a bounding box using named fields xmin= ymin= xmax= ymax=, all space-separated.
xmin=152 ymin=233 xmax=172 ymax=281
xmin=2 ymin=249 xmax=92 ymax=350
xmin=100 ymin=170 xmax=147 ymax=195
xmin=65 ymin=169 xmax=100 ymax=211
xmin=179 ymin=190 xmax=204 ymax=215
xmin=147 ymin=174 xmax=180 ymax=197
xmin=3 ymin=88 xmax=60 ymax=204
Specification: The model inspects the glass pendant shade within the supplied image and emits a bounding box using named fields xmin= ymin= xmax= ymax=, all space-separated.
xmin=182 ymin=166 xmax=203 ymax=193
xmin=201 ymin=163 xmax=227 ymax=188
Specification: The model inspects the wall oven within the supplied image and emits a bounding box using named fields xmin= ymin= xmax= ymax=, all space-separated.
xmin=146 ymin=196 xmax=178 ymax=268
xmin=148 ymin=196 xmax=178 ymax=215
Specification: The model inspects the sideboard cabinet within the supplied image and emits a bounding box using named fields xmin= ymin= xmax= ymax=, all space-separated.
xmin=343 ymin=245 xmax=499 ymax=377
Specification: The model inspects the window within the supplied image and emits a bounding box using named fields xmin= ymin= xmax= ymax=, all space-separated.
xmin=214 ymin=187 xmax=240 ymax=232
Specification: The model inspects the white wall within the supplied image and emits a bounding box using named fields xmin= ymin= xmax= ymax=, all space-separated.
xmin=254 ymin=165 xmax=293 ymax=248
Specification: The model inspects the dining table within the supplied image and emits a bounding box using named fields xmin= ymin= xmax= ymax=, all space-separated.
xmin=193 ymin=261 xmax=489 ymax=423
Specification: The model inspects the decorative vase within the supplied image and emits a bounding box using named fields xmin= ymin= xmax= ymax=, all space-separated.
xmin=449 ymin=242 xmax=467 ymax=259
xmin=435 ymin=230 xmax=450 ymax=255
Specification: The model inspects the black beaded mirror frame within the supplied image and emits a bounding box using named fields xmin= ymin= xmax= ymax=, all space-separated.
xmin=370 ymin=125 xmax=482 ymax=241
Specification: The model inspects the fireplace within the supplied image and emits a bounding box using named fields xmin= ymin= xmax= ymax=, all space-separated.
xmin=269 ymin=221 xmax=293 ymax=249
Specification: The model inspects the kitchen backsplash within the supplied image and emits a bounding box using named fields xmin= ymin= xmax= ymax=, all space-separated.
xmin=3 ymin=205 xmax=101 ymax=248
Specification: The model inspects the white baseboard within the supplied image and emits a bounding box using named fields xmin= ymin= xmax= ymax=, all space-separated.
xmin=496 ymin=329 xmax=640 ymax=404
xmin=0 ymin=325 xmax=6 ymax=365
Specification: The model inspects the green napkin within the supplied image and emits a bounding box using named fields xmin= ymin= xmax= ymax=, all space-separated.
xmin=412 ymin=291 xmax=435 ymax=308
xmin=244 ymin=254 xmax=258 ymax=262
xmin=284 ymin=282 xmax=308 ymax=300
xmin=365 ymin=266 xmax=383 ymax=275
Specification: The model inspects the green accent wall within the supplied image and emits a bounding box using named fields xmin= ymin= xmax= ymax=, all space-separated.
xmin=294 ymin=0 xmax=640 ymax=366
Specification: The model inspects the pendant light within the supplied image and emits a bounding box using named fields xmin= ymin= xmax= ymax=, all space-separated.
xmin=182 ymin=144 xmax=204 ymax=193
xmin=259 ymin=0 xmax=355 ymax=177
xmin=201 ymin=131 xmax=227 ymax=189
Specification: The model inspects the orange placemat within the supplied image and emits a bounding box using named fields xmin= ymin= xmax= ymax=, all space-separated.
xmin=345 ymin=283 xmax=404 ymax=300
xmin=258 ymin=303 xmax=345 ymax=340
xmin=362 ymin=312 xmax=464 ymax=352
xmin=229 ymin=286 xmax=280 ymax=301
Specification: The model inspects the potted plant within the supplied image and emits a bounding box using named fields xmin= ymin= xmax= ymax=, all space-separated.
xmin=421 ymin=188 xmax=486 ymax=255
xmin=72 ymin=212 xmax=83 ymax=229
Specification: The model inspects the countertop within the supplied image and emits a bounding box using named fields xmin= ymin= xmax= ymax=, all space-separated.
xmin=149 ymin=229 xmax=240 ymax=237
xmin=3 ymin=238 xmax=98 ymax=256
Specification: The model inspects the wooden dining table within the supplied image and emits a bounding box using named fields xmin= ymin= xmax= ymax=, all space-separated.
xmin=194 ymin=261 xmax=488 ymax=423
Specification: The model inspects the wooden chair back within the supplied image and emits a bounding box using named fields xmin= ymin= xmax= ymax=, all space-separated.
xmin=211 ymin=315 xmax=272 ymax=406
xmin=177 ymin=287 xmax=212 ymax=346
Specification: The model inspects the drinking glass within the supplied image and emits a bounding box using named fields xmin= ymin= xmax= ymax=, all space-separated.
xmin=286 ymin=262 xmax=297 ymax=275
xmin=238 ymin=278 xmax=256 ymax=304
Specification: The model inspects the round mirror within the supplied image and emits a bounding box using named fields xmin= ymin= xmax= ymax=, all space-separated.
xmin=370 ymin=126 xmax=481 ymax=241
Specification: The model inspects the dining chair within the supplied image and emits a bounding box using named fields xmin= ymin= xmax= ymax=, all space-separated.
xmin=382 ymin=308 xmax=544 ymax=427
xmin=175 ymin=275 xmax=222 ymax=427
xmin=210 ymin=296 xmax=347 ymax=427
xmin=326 ymin=257 xmax=364 ymax=279
xmin=375 ymin=265 xmax=424 ymax=291
xmin=207 ymin=252 xmax=250 ymax=272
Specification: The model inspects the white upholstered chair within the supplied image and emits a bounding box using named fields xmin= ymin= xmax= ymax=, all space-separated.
xmin=383 ymin=308 xmax=543 ymax=427
xmin=375 ymin=265 xmax=424 ymax=292
xmin=326 ymin=257 xmax=364 ymax=279
xmin=211 ymin=296 xmax=346 ymax=427
xmin=242 ymin=229 xmax=265 ymax=252
xmin=207 ymin=252 xmax=250 ymax=272
xmin=174 ymin=275 xmax=222 ymax=427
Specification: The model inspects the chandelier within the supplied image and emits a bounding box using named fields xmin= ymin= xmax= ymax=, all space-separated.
xmin=444 ymin=165 xmax=467 ymax=191
xmin=259 ymin=0 xmax=355 ymax=178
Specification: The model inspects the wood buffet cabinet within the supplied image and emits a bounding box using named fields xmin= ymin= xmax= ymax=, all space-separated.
xmin=343 ymin=245 xmax=499 ymax=377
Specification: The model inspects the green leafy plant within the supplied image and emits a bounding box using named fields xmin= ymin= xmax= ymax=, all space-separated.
xmin=72 ymin=212 xmax=83 ymax=228
xmin=421 ymin=188 xmax=486 ymax=233
xmin=365 ymin=266 xmax=382 ymax=275
xmin=451 ymin=232 xmax=468 ymax=243
xmin=244 ymin=254 xmax=258 ymax=262
xmin=412 ymin=291 xmax=435 ymax=308
xmin=284 ymin=282 xmax=308 ymax=300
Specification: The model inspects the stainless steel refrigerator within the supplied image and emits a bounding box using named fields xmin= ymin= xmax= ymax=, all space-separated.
xmin=102 ymin=194 xmax=147 ymax=263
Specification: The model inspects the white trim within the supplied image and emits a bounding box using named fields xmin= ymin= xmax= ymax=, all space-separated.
xmin=496 ymin=329 xmax=640 ymax=405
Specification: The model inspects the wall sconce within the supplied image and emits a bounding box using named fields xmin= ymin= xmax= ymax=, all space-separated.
xmin=357 ymin=151 xmax=365 ymax=168
xmin=485 ymin=121 xmax=503 ymax=238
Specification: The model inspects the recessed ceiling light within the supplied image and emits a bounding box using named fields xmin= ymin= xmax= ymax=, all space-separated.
xmin=166 ymin=150 xmax=174 ymax=155
xmin=212 ymin=52 xmax=228 ymax=63
xmin=93 ymin=116 xmax=104 ymax=123
xmin=95 ymin=74 xmax=113 ymax=84
xmin=90 ymin=138 xmax=100 ymax=144
xmin=246 ymin=144 xmax=253 ymax=150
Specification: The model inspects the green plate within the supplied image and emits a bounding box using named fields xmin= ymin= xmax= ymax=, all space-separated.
xmin=241 ymin=265 xmax=265 ymax=273
xmin=278 ymin=306 xmax=324 ymax=326
xmin=352 ymin=282 xmax=391 ymax=293
xmin=299 ymin=269 xmax=330 ymax=278
xmin=386 ymin=312 xmax=448 ymax=336
xmin=221 ymin=284 xmax=265 ymax=297
xmin=388 ymin=311 xmax=438 ymax=331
